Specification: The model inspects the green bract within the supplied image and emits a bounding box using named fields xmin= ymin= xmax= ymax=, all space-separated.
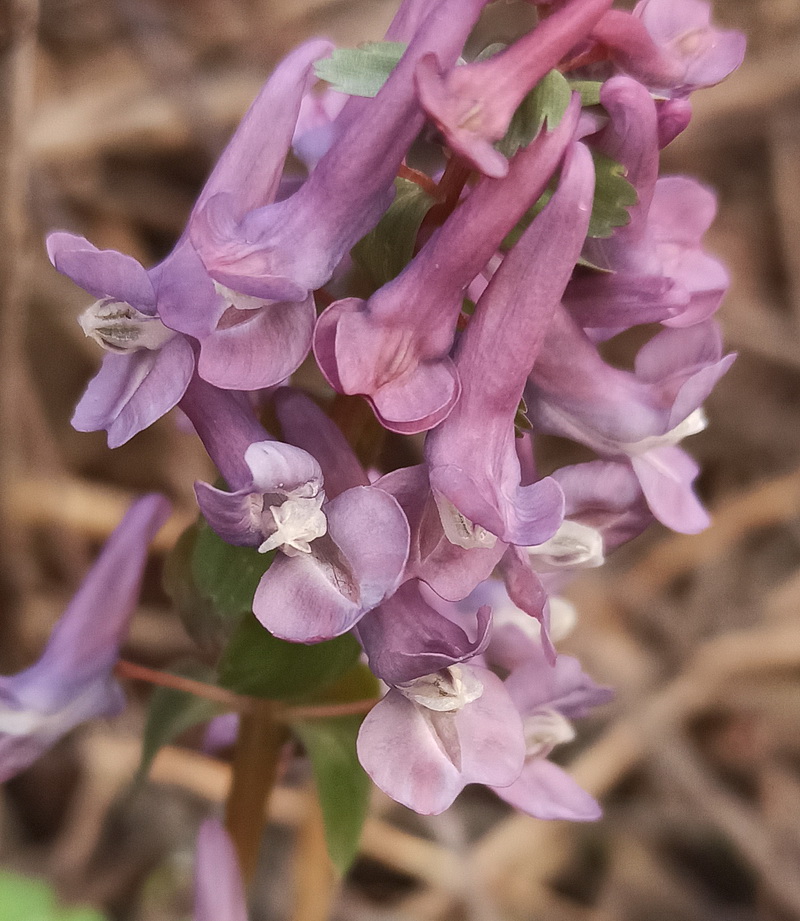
xmin=353 ymin=177 xmax=436 ymax=287
xmin=314 ymin=42 xmax=407 ymax=97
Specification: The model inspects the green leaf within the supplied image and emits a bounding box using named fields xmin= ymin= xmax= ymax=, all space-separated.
xmin=293 ymin=716 xmax=371 ymax=873
xmin=136 ymin=662 xmax=221 ymax=781
xmin=219 ymin=614 xmax=361 ymax=701
xmin=568 ymin=80 xmax=603 ymax=107
xmin=501 ymin=151 xmax=638 ymax=253
xmin=588 ymin=151 xmax=638 ymax=239
xmin=497 ymin=69 xmax=572 ymax=158
xmin=0 ymin=871 xmax=106 ymax=921
xmin=352 ymin=177 xmax=435 ymax=287
xmin=314 ymin=42 xmax=407 ymax=97
xmin=163 ymin=520 xmax=275 ymax=652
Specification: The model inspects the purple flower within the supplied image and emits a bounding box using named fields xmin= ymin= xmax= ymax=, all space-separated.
xmin=48 ymin=41 xmax=330 ymax=446
xmin=0 ymin=494 xmax=170 ymax=781
xmin=525 ymin=307 xmax=735 ymax=532
xmin=194 ymin=820 xmax=247 ymax=921
xmin=377 ymin=464 xmax=507 ymax=602
xmin=415 ymin=0 xmax=613 ymax=177
xmin=491 ymin=642 xmax=613 ymax=820
xmin=47 ymin=233 xmax=196 ymax=448
xmin=182 ymin=381 xmax=410 ymax=643
xmin=568 ymin=78 xmax=729 ymax=332
xmin=357 ymin=661 xmax=525 ymax=814
xmin=356 ymin=579 xmax=491 ymax=686
xmin=425 ymin=140 xmax=595 ymax=548
xmin=314 ymin=96 xmax=581 ymax=434
xmin=190 ymin=0 xmax=491 ymax=304
xmin=591 ymin=0 xmax=745 ymax=98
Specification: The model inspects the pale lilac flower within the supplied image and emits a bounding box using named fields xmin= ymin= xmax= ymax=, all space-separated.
xmin=181 ymin=380 xmax=409 ymax=643
xmin=48 ymin=41 xmax=329 ymax=447
xmin=591 ymin=0 xmax=745 ymax=98
xmin=194 ymin=820 xmax=247 ymax=921
xmin=190 ymin=0 xmax=491 ymax=304
xmin=570 ymin=78 xmax=729 ymax=332
xmin=0 ymin=495 xmax=170 ymax=781
xmin=356 ymin=579 xmax=491 ymax=686
xmin=491 ymin=643 xmax=612 ymax=820
xmin=357 ymin=661 xmax=525 ymax=814
xmin=525 ymin=307 xmax=735 ymax=532
xmin=426 ymin=140 xmax=595 ymax=549
xmin=314 ymin=97 xmax=581 ymax=434
xmin=415 ymin=0 xmax=613 ymax=177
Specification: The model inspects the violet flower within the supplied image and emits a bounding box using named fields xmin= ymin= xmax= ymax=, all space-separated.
xmin=492 ymin=642 xmax=613 ymax=820
xmin=182 ymin=379 xmax=409 ymax=642
xmin=415 ymin=0 xmax=613 ymax=177
xmin=194 ymin=820 xmax=247 ymax=921
xmin=314 ymin=97 xmax=581 ymax=434
xmin=377 ymin=464 xmax=506 ymax=602
xmin=569 ymin=77 xmax=729 ymax=331
xmin=591 ymin=0 xmax=745 ymax=98
xmin=47 ymin=232 xmax=196 ymax=448
xmin=0 ymin=494 xmax=170 ymax=781
xmin=48 ymin=41 xmax=329 ymax=447
xmin=190 ymin=0 xmax=491 ymax=304
xmin=357 ymin=652 xmax=526 ymax=814
xmin=426 ymin=140 xmax=595 ymax=549
xmin=525 ymin=306 xmax=735 ymax=532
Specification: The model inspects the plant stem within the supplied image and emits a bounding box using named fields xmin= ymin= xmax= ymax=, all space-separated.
xmin=225 ymin=705 xmax=289 ymax=884
xmin=115 ymin=659 xmax=256 ymax=712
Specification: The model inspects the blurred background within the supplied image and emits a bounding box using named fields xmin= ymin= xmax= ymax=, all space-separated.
xmin=1 ymin=0 xmax=800 ymax=919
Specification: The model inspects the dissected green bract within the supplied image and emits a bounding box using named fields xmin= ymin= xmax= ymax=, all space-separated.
xmin=136 ymin=662 xmax=221 ymax=781
xmin=568 ymin=79 xmax=603 ymax=107
xmin=293 ymin=716 xmax=371 ymax=874
xmin=0 ymin=872 xmax=106 ymax=921
xmin=314 ymin=42 xmax=407 ymax=97
xmin=588 ymin=151 xmax=639 ymax=239
xmin=497 ymin=69 xmax=572 ymax=158
xmin=219 ymin=613 xmax=361 ymax=701
xmin=502 ymin=151 xmax=637 ymax=252
xmin=353 ymin=177 xmax=436 ymax=287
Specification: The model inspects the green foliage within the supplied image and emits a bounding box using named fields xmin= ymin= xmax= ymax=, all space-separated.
xmin=352 ymin=177 xmax=435 ymax=287
xmin=568 ymin=80 xmax=603 ymax=107
xmin=588 ymin=151 xmax=639 ymax=238
xmin=218 ymin=613 xmax=361 ymax=701
xmin=163 ymin=520 xmax=275 ymax=652
xmin=314 ymin=42 xmax=407 ymax=97
xmin=0 ymin=872 xmax=106 ymax=921
xmin=137 ymin=662 xmax=221 ymax=780
xmin=501 ymin=152 xmax=638 ymax=252
xmin=497 ymin=69 xmax=572 ymax=158
xmin=293 ymin=716 xmax=371 ymax=873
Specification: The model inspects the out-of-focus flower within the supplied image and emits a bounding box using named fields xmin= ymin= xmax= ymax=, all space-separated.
xmin=194 ymin=820 xmax=248 ymax=921
xmin=0 ymin=495 xmax=170 ymax=781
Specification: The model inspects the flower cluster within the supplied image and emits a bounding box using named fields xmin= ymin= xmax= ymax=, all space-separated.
xmin=6 ymin=0 xmax=743 ymax=823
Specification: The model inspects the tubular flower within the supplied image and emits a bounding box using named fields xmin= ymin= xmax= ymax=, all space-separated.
xmin=426 ymin=140 xmax=595 ymax=548
xmin=415 ymin=0 xmax=613 ymax=177
xmin=314 ymin=97 xmax=581 ymax=434
xmin=43 ymin=0 xmax=743 ymax=826
xmin=190 ymin=0 xmax=492 ymax=304
xmin=182 ymin=379 xmax=409 ymax=643
xmin=48 ymin=40 xmax=330 ymax=448
xmin=0 ymin=495 xmax=170 ymax=781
